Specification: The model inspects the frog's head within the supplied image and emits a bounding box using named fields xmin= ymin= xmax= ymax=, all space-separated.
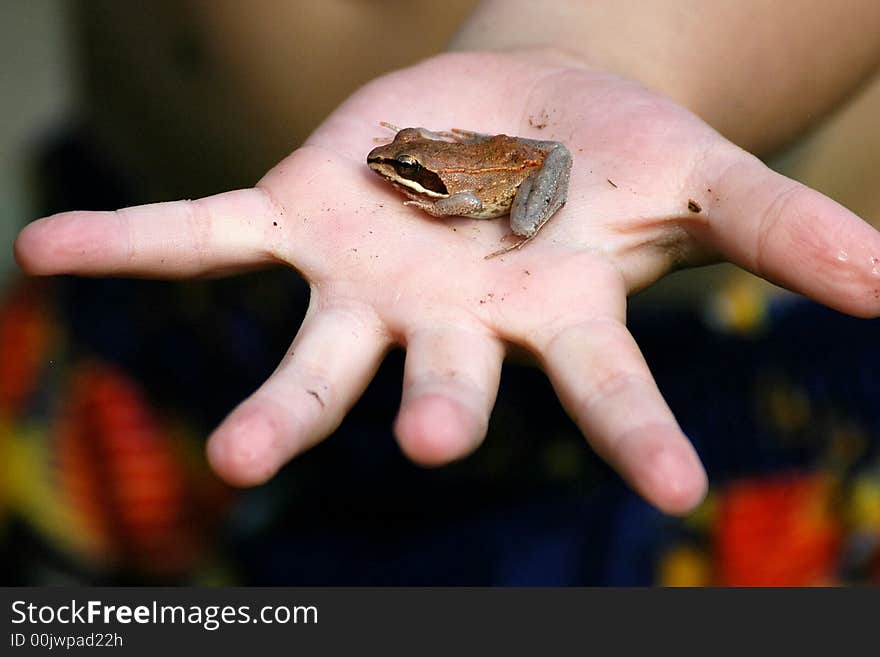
xmin=367 ymin=128 xmax=449 ymax=198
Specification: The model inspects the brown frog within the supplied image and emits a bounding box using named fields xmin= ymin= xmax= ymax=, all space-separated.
xmin=367 ymin=125 xmax=572 ymax=257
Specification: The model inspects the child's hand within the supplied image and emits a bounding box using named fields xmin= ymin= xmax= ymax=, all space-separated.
xmin=17 ymin=52 xmax=880 ymax=513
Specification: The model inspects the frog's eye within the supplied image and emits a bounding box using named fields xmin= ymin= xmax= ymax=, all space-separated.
xmin=394 ymin=156 xmax=421 ymax=179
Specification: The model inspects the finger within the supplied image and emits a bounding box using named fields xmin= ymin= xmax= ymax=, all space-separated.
xmin=705 ymin=155 xmax=880 ymax=317
xmin=395 ymin=326 xmax=504 ymax=466
xmin=207 ymin=303 xmax=389 ymax=486
xmin=14 ymin=188 xmax=282 ymax=278
xmin=536 ymin=318 xmax=707 ymax=515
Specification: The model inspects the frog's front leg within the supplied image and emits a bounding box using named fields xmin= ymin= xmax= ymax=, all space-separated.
xmin=404 ymin=192 xmax=483 ymax=217
xmin=510 ymin=142 xmax=572 ymax=238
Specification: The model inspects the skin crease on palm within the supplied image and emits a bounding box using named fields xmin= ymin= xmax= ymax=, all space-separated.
xmin=14 ymin=51 xmax=880 ymax=515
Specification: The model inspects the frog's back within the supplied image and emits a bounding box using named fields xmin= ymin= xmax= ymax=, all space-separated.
xmin=437 ymin=135 xmax=545 ymax=217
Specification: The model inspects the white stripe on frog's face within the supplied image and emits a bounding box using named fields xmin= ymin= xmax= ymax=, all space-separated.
xmin=368 ymin=161 xmax=449 ymax=199
xmin=393 ymin=176 xmax=448 ymax=198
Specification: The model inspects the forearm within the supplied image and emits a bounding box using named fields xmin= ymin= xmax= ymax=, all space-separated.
xmin=450 ymin=0 xmax=880 ymax=154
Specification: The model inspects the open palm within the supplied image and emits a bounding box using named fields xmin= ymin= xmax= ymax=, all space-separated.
xmin=17 ymin=51 xmax=880 ymax=514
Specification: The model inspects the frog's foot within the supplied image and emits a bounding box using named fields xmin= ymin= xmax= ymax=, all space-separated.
xmin=419 ymin=128 xmax=494 ymax=144
xmin=484 ymin=234 xmax=535 ymax=259
xmin=449 ymin=128 xmax=494 ymax=144
xmin=408 ymin=127 xmax=468 ymax=143
xmin=373 ymin=122 xmax=401 ymax=144
xmin=509 ymin=144 xmax=572 ymax=238
xmin=409 ymin=127 xmax=491 ymax=144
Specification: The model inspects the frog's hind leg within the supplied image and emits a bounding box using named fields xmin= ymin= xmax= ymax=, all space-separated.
xmin=485 ymin=143 xmax=572 ymax=259
xmin=509 ymin=143 xmax=572 ymax=238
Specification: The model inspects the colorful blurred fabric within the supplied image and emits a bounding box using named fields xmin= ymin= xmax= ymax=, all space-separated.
xmin=1 ymin=130 xmax=879 ymax=586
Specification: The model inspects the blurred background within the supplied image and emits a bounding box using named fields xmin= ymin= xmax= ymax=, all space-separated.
xmin=2 ymin=0 xmax=879 ymax=586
